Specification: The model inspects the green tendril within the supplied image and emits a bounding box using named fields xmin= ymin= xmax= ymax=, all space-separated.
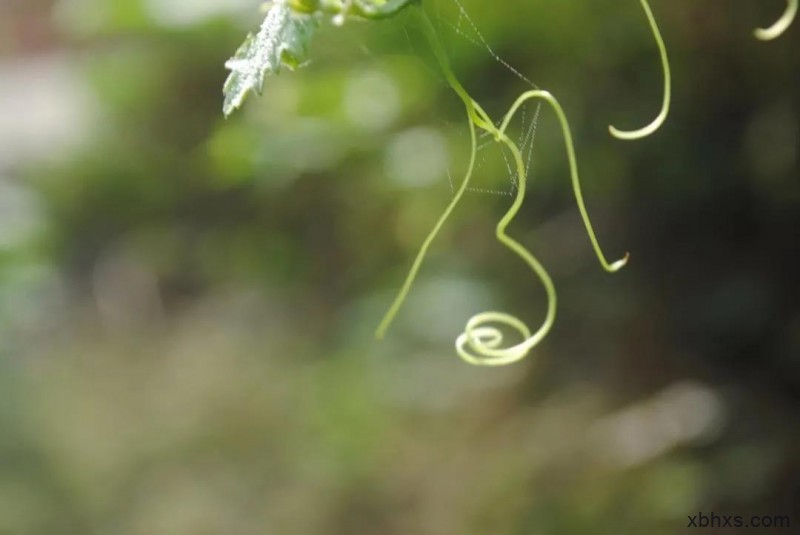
xmin=754 ymin=0 xmax=798 ymax=40
xmin=608 ymin=0 xmax=671 ymax=141
xmin=376 ymin=7 xmax=628 ymax=366
xmin=375 ymin=7 xmax=480 ymax=342
xmin=224 ymin=1 xmax=794 ymax=364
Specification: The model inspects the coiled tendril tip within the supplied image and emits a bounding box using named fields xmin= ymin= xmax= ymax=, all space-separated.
xmin=754 ymin=0 xmax=798 ymax=41
xmin=608 ymin=0 xmax=671 ymax=142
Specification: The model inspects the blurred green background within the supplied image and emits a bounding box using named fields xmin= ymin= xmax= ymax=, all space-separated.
xmin=1 ymin=0 xmax=799 ymax=533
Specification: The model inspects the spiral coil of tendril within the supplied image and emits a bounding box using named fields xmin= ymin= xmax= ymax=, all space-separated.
xmin=456 ymin=312 xmax=534 ymax=366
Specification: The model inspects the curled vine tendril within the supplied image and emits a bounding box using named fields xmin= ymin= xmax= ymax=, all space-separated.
xmin=754 ymin=0 xmax=798 ymax=40
xmin=376 ymin=8 xmax=628 ymax=365
xmin=608 ymin=0 xmax=671 ymax=141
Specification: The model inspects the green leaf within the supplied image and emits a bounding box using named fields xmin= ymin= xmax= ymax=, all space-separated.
xmin=223 ymin=4 xmax=320 ymax=117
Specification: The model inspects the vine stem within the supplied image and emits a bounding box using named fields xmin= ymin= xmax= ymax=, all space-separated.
xmin=608 ymin=0 xmax=671 ymax=141
xmin=376 ymin=6 xmax=627 ymax=365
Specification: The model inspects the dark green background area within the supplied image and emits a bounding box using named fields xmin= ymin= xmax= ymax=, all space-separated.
xmin=0 ymin=0 xmax=798 ymax=533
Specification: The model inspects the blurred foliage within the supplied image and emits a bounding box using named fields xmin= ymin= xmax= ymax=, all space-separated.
xmin=1 ymin=0 xmax=799 ymax=533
